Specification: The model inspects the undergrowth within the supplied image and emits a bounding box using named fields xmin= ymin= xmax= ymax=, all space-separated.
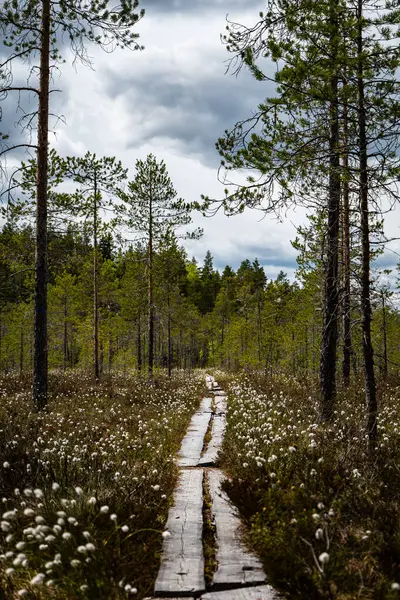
xmin=0 ymin=370 xmax=205 ymax=599
xmin=221 ymin=372 xmax=400 ymax=599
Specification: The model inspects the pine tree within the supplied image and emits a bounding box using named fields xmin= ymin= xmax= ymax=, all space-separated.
xmin=0 ymin=0 xmax=144 ymax=408
xmin=61 ymin=152 xmax=127 ymax=380
xmin=117 ymin=154 xmax=201 ymax=375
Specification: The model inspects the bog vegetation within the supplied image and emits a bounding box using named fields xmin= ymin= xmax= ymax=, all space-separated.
xmin=0 ymin=371 xmax=205 ymax=598
xmin=0 ymin=0 xmax=400 ymax=598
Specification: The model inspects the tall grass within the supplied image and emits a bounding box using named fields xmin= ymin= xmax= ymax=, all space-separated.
xmin=0 ymin=371 xmax=205 ymax=599
xmin=221 ymin=373 xmax=400 ymax=599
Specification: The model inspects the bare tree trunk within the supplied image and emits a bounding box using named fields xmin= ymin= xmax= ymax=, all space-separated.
xmin=305 ymin=324 xmax=308 ymax=372
xmin=137 ymin=311 xmax=142 ymax=372
xmin=167 ymin=291 xmax=172 ymax=377
xmin=33 ymin=0 xmax=50 ymax=410
xmin=93 ymin=170 xmax=100 ymax=381
xmin=179 ymin=328 xmax=183 ymax=369
xmin=382 ymin=291 xmax=388 ymax=379
xmin=357 ymin=0 xmax=377 ymax=444
xmin=342 ymin=78 xmax=352 ymax=388
xmin=257 ymin=297 xmax=262 ymax=364
xmin=148 ymin=195 xmax=154 ymax=375
xmin=63 ymin=299 xmax=68 ymax=371
xmin=19 ymin=326 xmax=24 ymax=380
xmin=320 ymin=0 xmax=340 ymax=421
xmin=99 ymin=339 xmax=104 ymax=374
xmin=108 ymin=329 xmax=113 ymax=373
xmin=292 ymin=330 xmax=295 ymax=373
xmin=0 ymin=313 xmax=2 ymax=372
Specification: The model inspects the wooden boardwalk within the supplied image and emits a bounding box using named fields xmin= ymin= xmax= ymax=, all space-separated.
xmin=154 ymin=469 xmax=205 ymax=596
xmin=151 ymin=376 xmax=278 ymax=600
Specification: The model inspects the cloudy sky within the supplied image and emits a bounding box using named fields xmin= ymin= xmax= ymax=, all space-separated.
xmin=3 ymin=0 xmax=400 ymax=282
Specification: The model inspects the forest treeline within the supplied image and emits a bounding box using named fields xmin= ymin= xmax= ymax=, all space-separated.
xmin=1 ymin=209 xmax=399 ymax=381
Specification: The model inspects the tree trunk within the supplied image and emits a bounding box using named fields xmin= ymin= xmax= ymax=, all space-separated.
xmin=179 ymin=328 xmax=183 ymax=369
xmin=93 ymin=170 xmax=100 ymax=381
xmin=108 ymin=329 xmax=113 ymax=373
xmin=167 ymin=293 xmax=172 ymax=377
xmin=320 ymin=0 xmax=340 ymax=421
xmin=148 ymin=194 xmax=154 ymax=375
xmin=382 ymin=291 xmax=388 ymax=379
xmin=342 ymin=77 xmax=352 ymax=388
xmin=305 ymin=324 xmax=308 ymax=372
xmin=63 ymin=298 xmax=68 ymax=371
xmin=19 ymin=326 xmax=24 ymax=380
xmin=357 ymin=0 xmax=377 ymax=444
xmin=257 ymin=297 xmax=262 ymax=364
xmin=292 ymin=330 xmax=295 ymax=373
xmin=0 ymin=313 xmax=2 ymax=372
xmin=33 ymin=0 xmax=50 ymax=410
xmin=99 ymin=340 xmax=104 ymax=374
xmin=137 ymin=311 xmax=142 ymax=372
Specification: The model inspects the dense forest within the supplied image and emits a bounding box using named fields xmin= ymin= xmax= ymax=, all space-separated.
xmin=2 ymin=0 xmax=400 ymax=598
xmin=1 ymin=203 xmax=399 ymax=382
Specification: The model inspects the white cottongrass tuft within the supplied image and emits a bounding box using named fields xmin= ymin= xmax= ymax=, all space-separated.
xmin=31 ymin=573 xmax=45 ymax=585
xmin=318 ymin=552 xmax=330 ymax=564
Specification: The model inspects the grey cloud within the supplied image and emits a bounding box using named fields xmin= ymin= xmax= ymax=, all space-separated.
xmin=238 ymin=241 xmax=297 ymax=264
xmin=213 ymin=256 xmax=297 ymax=280
xmin=103 ymin=66 xmax=271 ymax=167
xmin=212 ymin=241 xmax=298 ymax=272
xmin=374 ymin=253 xmax=399 ymax=271
xmin=141 ymin=0 xmax=264 ymax=15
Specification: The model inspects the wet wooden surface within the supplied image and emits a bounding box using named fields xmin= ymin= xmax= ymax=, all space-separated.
xmin=201 ymin=586 xmax=278 ymax=599
xmin=208 ymin=470 xmax=266 ymax=590
xmin=198 ymin=414 xmax=225 ymax=467
xmin=177 ymin=397 xmax=212 ymax=467
xmin=154 ymin=469 xmax=205 ymax=596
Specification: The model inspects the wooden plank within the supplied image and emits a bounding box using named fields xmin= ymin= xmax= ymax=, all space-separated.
xmin=154 ymin=469 xmax=205 ymax=596
xmin=177 ymin=398 xmax=212 ymax=467
xmin=214 ymin=395 xmax=227 ymax=415
xmin=206 ymin=377 xmax=214 ymax=391
xmin=201 ymin=585 xmax=278 ymax=599
xmin=198 ymin=414 xmax=226 ymax=467
xmin=202 ymin=397 xmax=214 ymax=413
xmin=208 ymin=470 xmax=267 ymax=590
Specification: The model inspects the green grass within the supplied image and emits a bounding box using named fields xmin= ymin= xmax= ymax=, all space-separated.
xmin=220 ymin=372 xmax=400 ymax=600
xmin=0 ymin=370 xmax=205 ymax=599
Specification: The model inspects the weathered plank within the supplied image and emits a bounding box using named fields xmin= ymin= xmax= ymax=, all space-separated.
xmin=201 ymin=585 xmax=278 ymax=600
xmin=177 ymin=397 xmax=212 ymax=467
xmin=202 ymin=397 xmax=214 ymax=413
xmin=154 ymin=469 xmax=205 ymax=596
xmin=206 ymin=376 xmax=214 ymax=391
xmin=198 ymin=414 xmax=226 ymax=467
xmin=209 ymin=470 xmax=266 ymax=590
xmin=214 ymin=395 xmax=227 ymax=415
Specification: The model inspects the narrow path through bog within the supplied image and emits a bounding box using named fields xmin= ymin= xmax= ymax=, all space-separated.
xmin=146 ymin=375 xmax=279 ymax=600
